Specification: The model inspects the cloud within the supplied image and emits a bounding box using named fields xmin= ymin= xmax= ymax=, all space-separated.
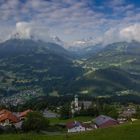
xmin=15 ymin=22 xmax=32 ymax=39
xmin=0 ymin=0 xmax=139 ymax=44
xmin=0 ymin=0 xmax=104 ymax=42
xmin=10 ymin=21 xmax=53 ymax=42
xmin=120 ymin=24 xmax=140 ymax=42
xmin=102 ymin=28 xmax=122 ymax=45
xmin=96 ymin=23 xmax=140 ymax=45
xmin=108 ymin=0 xmax=125 ymax=6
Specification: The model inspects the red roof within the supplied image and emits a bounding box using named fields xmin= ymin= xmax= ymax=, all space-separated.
xmin=19 ymin=109 xmax=32 ymax=118
xmin=0 ymin=109 xmax=11 ymax=115
xmin=95 ymin=115 xmax=118 ymax=128
xmin=66 ymin=121 xmax=83 ymax=129
xmin=0 ymin=109 xmax=19 ymax=123
xmin=98 ymin=120 xmax=118 ymax=128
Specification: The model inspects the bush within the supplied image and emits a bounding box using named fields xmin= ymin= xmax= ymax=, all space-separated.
xmin=22 ymin=111 xmax=49 ymax=132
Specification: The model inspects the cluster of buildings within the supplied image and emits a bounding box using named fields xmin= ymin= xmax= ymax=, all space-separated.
xmin=0 ymin=90 xmax=41 ymax=106
xmin=67 ymin=95 xmax=138 ymax=133
xmin=66 ymin=107 xmax=138 ymax=133
xmin=0 ymin=108 xmax=119 ymax=133
xmin=0 ymin=95 xmax=138 ymax=133
xmin=71 ymin=95 xmax=92 ymax=117
xmin=66 ymin=115 xmax=119 ymax=133
xmin=0 ymin=109 xmax=32 ymax=128
xmin=0 ymin=107 xmax=137 ymax=134
xmin=119 ymin=106 xmax=136 ymax=118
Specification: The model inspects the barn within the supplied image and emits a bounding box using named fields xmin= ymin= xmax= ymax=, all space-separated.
xmin=94 ymin=115 xmax=118 ymax=128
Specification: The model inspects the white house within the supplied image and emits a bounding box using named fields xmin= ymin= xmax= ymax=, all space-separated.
xmin=66 ymin=121 xmax=86 ymax=133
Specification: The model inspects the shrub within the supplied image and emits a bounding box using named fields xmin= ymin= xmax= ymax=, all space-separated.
xmin=22 ymin=111 xmax=49 ymax=132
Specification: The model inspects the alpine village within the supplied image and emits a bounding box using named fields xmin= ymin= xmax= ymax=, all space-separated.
xmin=0 ymin=0 xmax=140 ymax=140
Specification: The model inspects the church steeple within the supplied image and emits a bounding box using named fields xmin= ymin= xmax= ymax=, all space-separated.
xmin=74 ymin=95 xmax=79 ymax=111
xmin=71 ymin=95 xmax=79 ymax=118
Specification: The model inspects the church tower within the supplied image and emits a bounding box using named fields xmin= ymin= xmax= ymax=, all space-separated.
xmin=71 ymin=95 xmax=79 ymax=118
xmin=74 ymin=95 xmax=79 ymax=111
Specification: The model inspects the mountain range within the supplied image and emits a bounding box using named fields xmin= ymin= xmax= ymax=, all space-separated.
xmin=0 ymin=39 xmax=81 ymax=99
xmin=0 ymin=37 xmax=140 ymax=105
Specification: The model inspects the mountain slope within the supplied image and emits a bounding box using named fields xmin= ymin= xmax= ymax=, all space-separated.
xmin=0 ymin=39 xmax=70 ymax=59
xmin=0 ymin=39 xmax=82 ymax=100
xmin=1 ymin=39 xmax=140 ymax=104
xmin=72 ymin=67 xmax=140 ymax=96
xmin=86 ymin=41 xmax=140 ymax=74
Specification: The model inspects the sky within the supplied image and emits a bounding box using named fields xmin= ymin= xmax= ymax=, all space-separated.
xmin=0 ymin=0 xmax=140 ymax=46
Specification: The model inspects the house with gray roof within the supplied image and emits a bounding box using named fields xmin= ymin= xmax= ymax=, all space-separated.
xmin=94 ymin=115 xmax=118 ymax=128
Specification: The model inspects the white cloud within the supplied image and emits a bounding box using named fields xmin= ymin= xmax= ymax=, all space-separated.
xmin=5 ymin=21 xmax=53 ymax=43
xmin=120 ymin=24 xmax=140 ymax=42
xmin=1 ymin=22 xmax=140 ymax=47
xmin=97 ymin=23 xmax=140 ymax=46
xmin=15 ymin=22 xmax=32 ymax=39
xmin=108 ymin=0 xmax=125 ymax=6
xmin=0 ymin=0 xmax=139 ymax=44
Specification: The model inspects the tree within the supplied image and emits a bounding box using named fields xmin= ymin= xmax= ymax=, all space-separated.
xmin=22 ymin=111 xmax=49 ymax=132
xmin=60 ymin=103 xmax=70 ymax=119
xmin=133 ymin=106 xmax=140 ymax=119
xmin=108 ymin=109 xmax=118 ymax=119
xmin=101 ymin=104 xmax=118 ymax=119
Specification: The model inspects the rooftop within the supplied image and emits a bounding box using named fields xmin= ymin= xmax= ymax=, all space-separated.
xmin=94 ymin=115 xmax=116 ymax=126
xmin=66 ymin=121 xmax=82 ymax=129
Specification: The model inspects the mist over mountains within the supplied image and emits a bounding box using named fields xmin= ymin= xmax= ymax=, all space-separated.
xmin=0 ymin=1 xmax=140 ymax=138
xmin=0 ymin=15 xmax=140 ymax=106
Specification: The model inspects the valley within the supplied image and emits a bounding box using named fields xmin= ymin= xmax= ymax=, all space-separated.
xmin=0 ymin=39 xmax=140 ymax=105
xmin=0 ymin=0 xmax=140 ymax=139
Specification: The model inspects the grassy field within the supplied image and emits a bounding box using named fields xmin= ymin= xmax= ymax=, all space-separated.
xmin=49 ymin=116 xmax=93 ymax=124
xmin=0 ymin=121 xmax=140 ymax=140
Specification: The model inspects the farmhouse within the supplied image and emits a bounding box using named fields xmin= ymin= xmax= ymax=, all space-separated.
xmin=66 ymin=121 xmax=86 ymax=133
xmin=94 ymin=115 xmax=118 ymax=128
xmin=0 ymin=109 xmax=19 ymax=126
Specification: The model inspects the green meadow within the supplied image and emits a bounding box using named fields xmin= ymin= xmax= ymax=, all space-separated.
xmin=49 ymin=116 xmax=93 ymax=124
xmin=0 ymin=121 xmax=140 ymax=140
